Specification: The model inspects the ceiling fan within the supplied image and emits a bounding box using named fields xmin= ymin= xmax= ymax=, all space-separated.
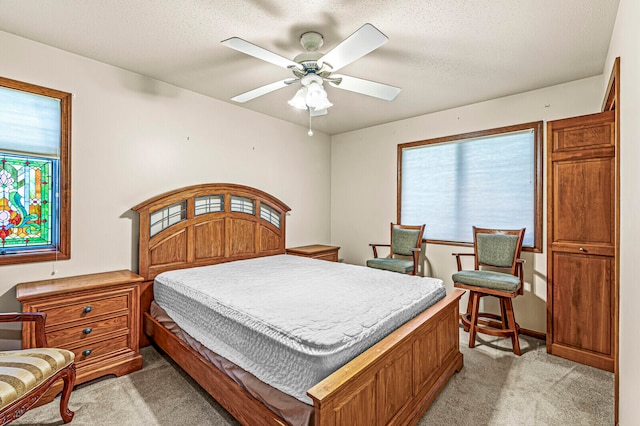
xmin=221 ymin=23 xmax=401 ymax=117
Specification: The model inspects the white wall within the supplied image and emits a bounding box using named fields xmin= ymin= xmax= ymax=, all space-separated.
xmin=331 ymin=75 xmax=604 ymax=334
xmin=0 ymin=31 xmax=332 ymax=321
xmin=604 ymin=0 xmax=640 ymax=422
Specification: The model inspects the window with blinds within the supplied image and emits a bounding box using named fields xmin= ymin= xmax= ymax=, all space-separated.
xmin=230 ymin=196 xmax=255 ymax=215
xmin=0 ymin=77 xmax=71 ymax=264
xmin=260 ymin=203 xmax=281 ymax=229
xmin=398 ymin=122 xmax=542 ymax=251
xmin=195 ymin=195 xmax=224 ymax=216
xmin=149 ymin=202 xmax=187 ymax=237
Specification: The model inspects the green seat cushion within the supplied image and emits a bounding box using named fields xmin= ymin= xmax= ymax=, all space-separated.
xmin=366 ymin=258 xmax=414 ymax=274
xmin=452 ymin=269 xmax=520 ymax=292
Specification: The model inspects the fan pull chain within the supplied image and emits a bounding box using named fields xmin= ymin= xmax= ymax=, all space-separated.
xmin=308 ymin=111 xmax=313 ymax=136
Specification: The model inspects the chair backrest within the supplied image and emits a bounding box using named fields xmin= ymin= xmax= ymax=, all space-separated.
xmin=473 ymin=226 xmax=525 ymax=276
xmin=390 ymin=223 xmax=425 ymax=256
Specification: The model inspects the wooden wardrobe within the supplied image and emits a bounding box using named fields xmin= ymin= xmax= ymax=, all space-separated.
xmin=546 ymin=107 xmax=618 ymax=372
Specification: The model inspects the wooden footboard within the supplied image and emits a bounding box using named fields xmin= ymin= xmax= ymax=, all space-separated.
xmin=144 ymin=289 xmax=463 ymax=426
xmin=308 ymin=289 xmax=463 ymax=426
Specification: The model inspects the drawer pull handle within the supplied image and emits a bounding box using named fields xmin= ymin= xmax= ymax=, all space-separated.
xmin=83 ymin=306 xmax=92 ymax=314
xmin=82 ymin=327 xmax=92 ymax=335
xmin=82 ymin=349 xmax=92 ymax=357
xmin=579 ymin=247 xmax=586 ymax=252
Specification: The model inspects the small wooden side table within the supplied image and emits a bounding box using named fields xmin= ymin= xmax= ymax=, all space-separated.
xmin=286 ymin=244 xmax=340 ymax=262
xmin=16 ymin=270 xmax=144 ymax=403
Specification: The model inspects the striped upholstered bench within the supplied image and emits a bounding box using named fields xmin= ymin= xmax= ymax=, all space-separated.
xmin=0 ymin=313 xmax=76 ymax=425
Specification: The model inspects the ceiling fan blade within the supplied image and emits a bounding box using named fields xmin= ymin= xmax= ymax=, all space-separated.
xmin=329 ymin=74 xmax=401 ymax=101
xmin=318 ymin=24 xmax=388 ymax=72
xmin=221 ymin=37 xmax=302 ymax=70
xmin=231 ymin=79 xmax=295 ymax=103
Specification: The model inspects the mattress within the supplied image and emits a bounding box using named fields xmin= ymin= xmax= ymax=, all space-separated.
xmin=154 ymin=254 xmax=446 ymax=404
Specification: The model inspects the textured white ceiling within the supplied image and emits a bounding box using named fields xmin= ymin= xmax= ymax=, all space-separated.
xmin=0 ymin=0 xmax=619 ymax=135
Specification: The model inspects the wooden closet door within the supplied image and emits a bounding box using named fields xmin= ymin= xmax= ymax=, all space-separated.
xmin=547 ymin=110 xmax=616 ymax=372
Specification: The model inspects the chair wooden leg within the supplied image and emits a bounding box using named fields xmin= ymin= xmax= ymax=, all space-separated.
xmin=463 ymin=293 xmax=473 ymax=332
xmin=504 ymin=298 xmax=521 ymax=356
xmin=59 ymin=363 xmax=76 ymax=423
xmin=499 ymin=298 xmax=508 ymax=330
xmin=468 ymin=292 xmax=480 ymax=348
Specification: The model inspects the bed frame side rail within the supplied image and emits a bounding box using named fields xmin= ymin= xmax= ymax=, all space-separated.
xmin=144 ymin=312 xmax=287 ymax=426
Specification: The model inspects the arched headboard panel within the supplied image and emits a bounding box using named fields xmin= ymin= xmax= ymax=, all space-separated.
xmin=132 ymin=183 xmax=290 ymax=280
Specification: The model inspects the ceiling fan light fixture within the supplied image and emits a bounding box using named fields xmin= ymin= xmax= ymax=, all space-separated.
xmin=312 ymin=96 xmax=333 ymax=111
xmin=310 ymin=108 xmax=328 ymax=117
xmin=288 ymin=87 xmax=308 ymax=110
xmin=305 ymin=81 xmax=332 ymax=110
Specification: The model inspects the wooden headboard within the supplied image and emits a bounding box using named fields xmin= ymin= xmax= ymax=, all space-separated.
xmin=132 ymin=183 xmax=290 ymax=280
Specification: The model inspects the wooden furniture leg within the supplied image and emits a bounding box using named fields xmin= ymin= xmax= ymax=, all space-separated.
xmin=499 ymin=298 xmax=508 ymax=330
xmin=504 ymin=298 xmax=521 ymax=355
xmin=463 ymin=295 xmax=472 ymax=332
xmin=59 ymin=363 xmax=76 ymax=423
xmin=468 ymin=291 xmax=480 ymax=348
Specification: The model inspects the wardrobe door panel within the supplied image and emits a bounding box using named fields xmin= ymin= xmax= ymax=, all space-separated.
xmin=552 ymin=158 xmax=614 ymax=246
xmin=552 ymin=252 xmax=613 ymax=355
xmin=547 ymin=110 xmax=616 ymax=372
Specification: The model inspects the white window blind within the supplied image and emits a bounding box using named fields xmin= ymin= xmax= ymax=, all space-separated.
xmin=195 ymin=195 xmax=224 ymax=216
xmin=0 ymin=86 xmax=61 ymax=158
xmin=400 ymin=129 xmax=536 ymax=247
xmin=149 ymin=202 xmax=186 ymax=237
xmin=260 ymin=204 xmax=281 ymax=229
xmin=230 ymin=196 xmax=255 ymax=214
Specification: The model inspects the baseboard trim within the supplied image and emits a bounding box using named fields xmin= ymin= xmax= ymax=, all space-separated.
xmin=519 ymin=327 xmax=545 ymax=340
xmin=458 ymin=314 xmax=546 ymax=341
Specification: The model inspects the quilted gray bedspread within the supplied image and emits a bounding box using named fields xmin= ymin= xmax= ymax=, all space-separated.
xmin=154 ymin=254 xmax=445 ymax=404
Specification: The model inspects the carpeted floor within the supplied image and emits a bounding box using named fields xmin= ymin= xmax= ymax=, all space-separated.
xmin=14 ymin=329 xmax=613 ymax=426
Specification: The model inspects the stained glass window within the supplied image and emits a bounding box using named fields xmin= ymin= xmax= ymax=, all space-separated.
xmin=0 ymin=76 xmax=71 ymax=264
xmin=0 ymin=153 xmax=56 ymax=250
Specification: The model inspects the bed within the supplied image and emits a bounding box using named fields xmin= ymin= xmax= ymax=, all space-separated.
xmin=133 ymin=183 xmax=464 ymax=426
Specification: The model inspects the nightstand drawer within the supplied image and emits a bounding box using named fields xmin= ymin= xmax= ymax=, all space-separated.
xmin=42 ymin=294 xmax=129 ymax=327
xmin=71 ymin=334 xmax=129 ymax=363
xmin=47 ymin=315 xmax=129 ymax=347
xmin=312 ymin=251 xmax=339 ymax=262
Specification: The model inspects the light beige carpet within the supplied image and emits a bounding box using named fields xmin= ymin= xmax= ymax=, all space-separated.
xmin=14 ymin=329 xmax=613 ymax=426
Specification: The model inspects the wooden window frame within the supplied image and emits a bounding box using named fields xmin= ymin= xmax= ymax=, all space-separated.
xmin=0 ymin=76 xmax=71 ymax=265
xmin=397 ymin=121 xmax=543 ymax=253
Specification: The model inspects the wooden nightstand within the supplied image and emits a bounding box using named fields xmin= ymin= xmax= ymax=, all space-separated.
xmin=16 ymin=270 xmax=144 ymax=403
xmin=286 ymin=244 xmax=340 ymax=262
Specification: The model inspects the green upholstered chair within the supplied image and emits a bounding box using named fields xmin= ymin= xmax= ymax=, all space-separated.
xmin=0 ymin=312 xmax=75 ymax=425
xmin=452 ymin=226 xmax=525 ymax=355
xmin=367 ymin=223 xmax=425 ymax=275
